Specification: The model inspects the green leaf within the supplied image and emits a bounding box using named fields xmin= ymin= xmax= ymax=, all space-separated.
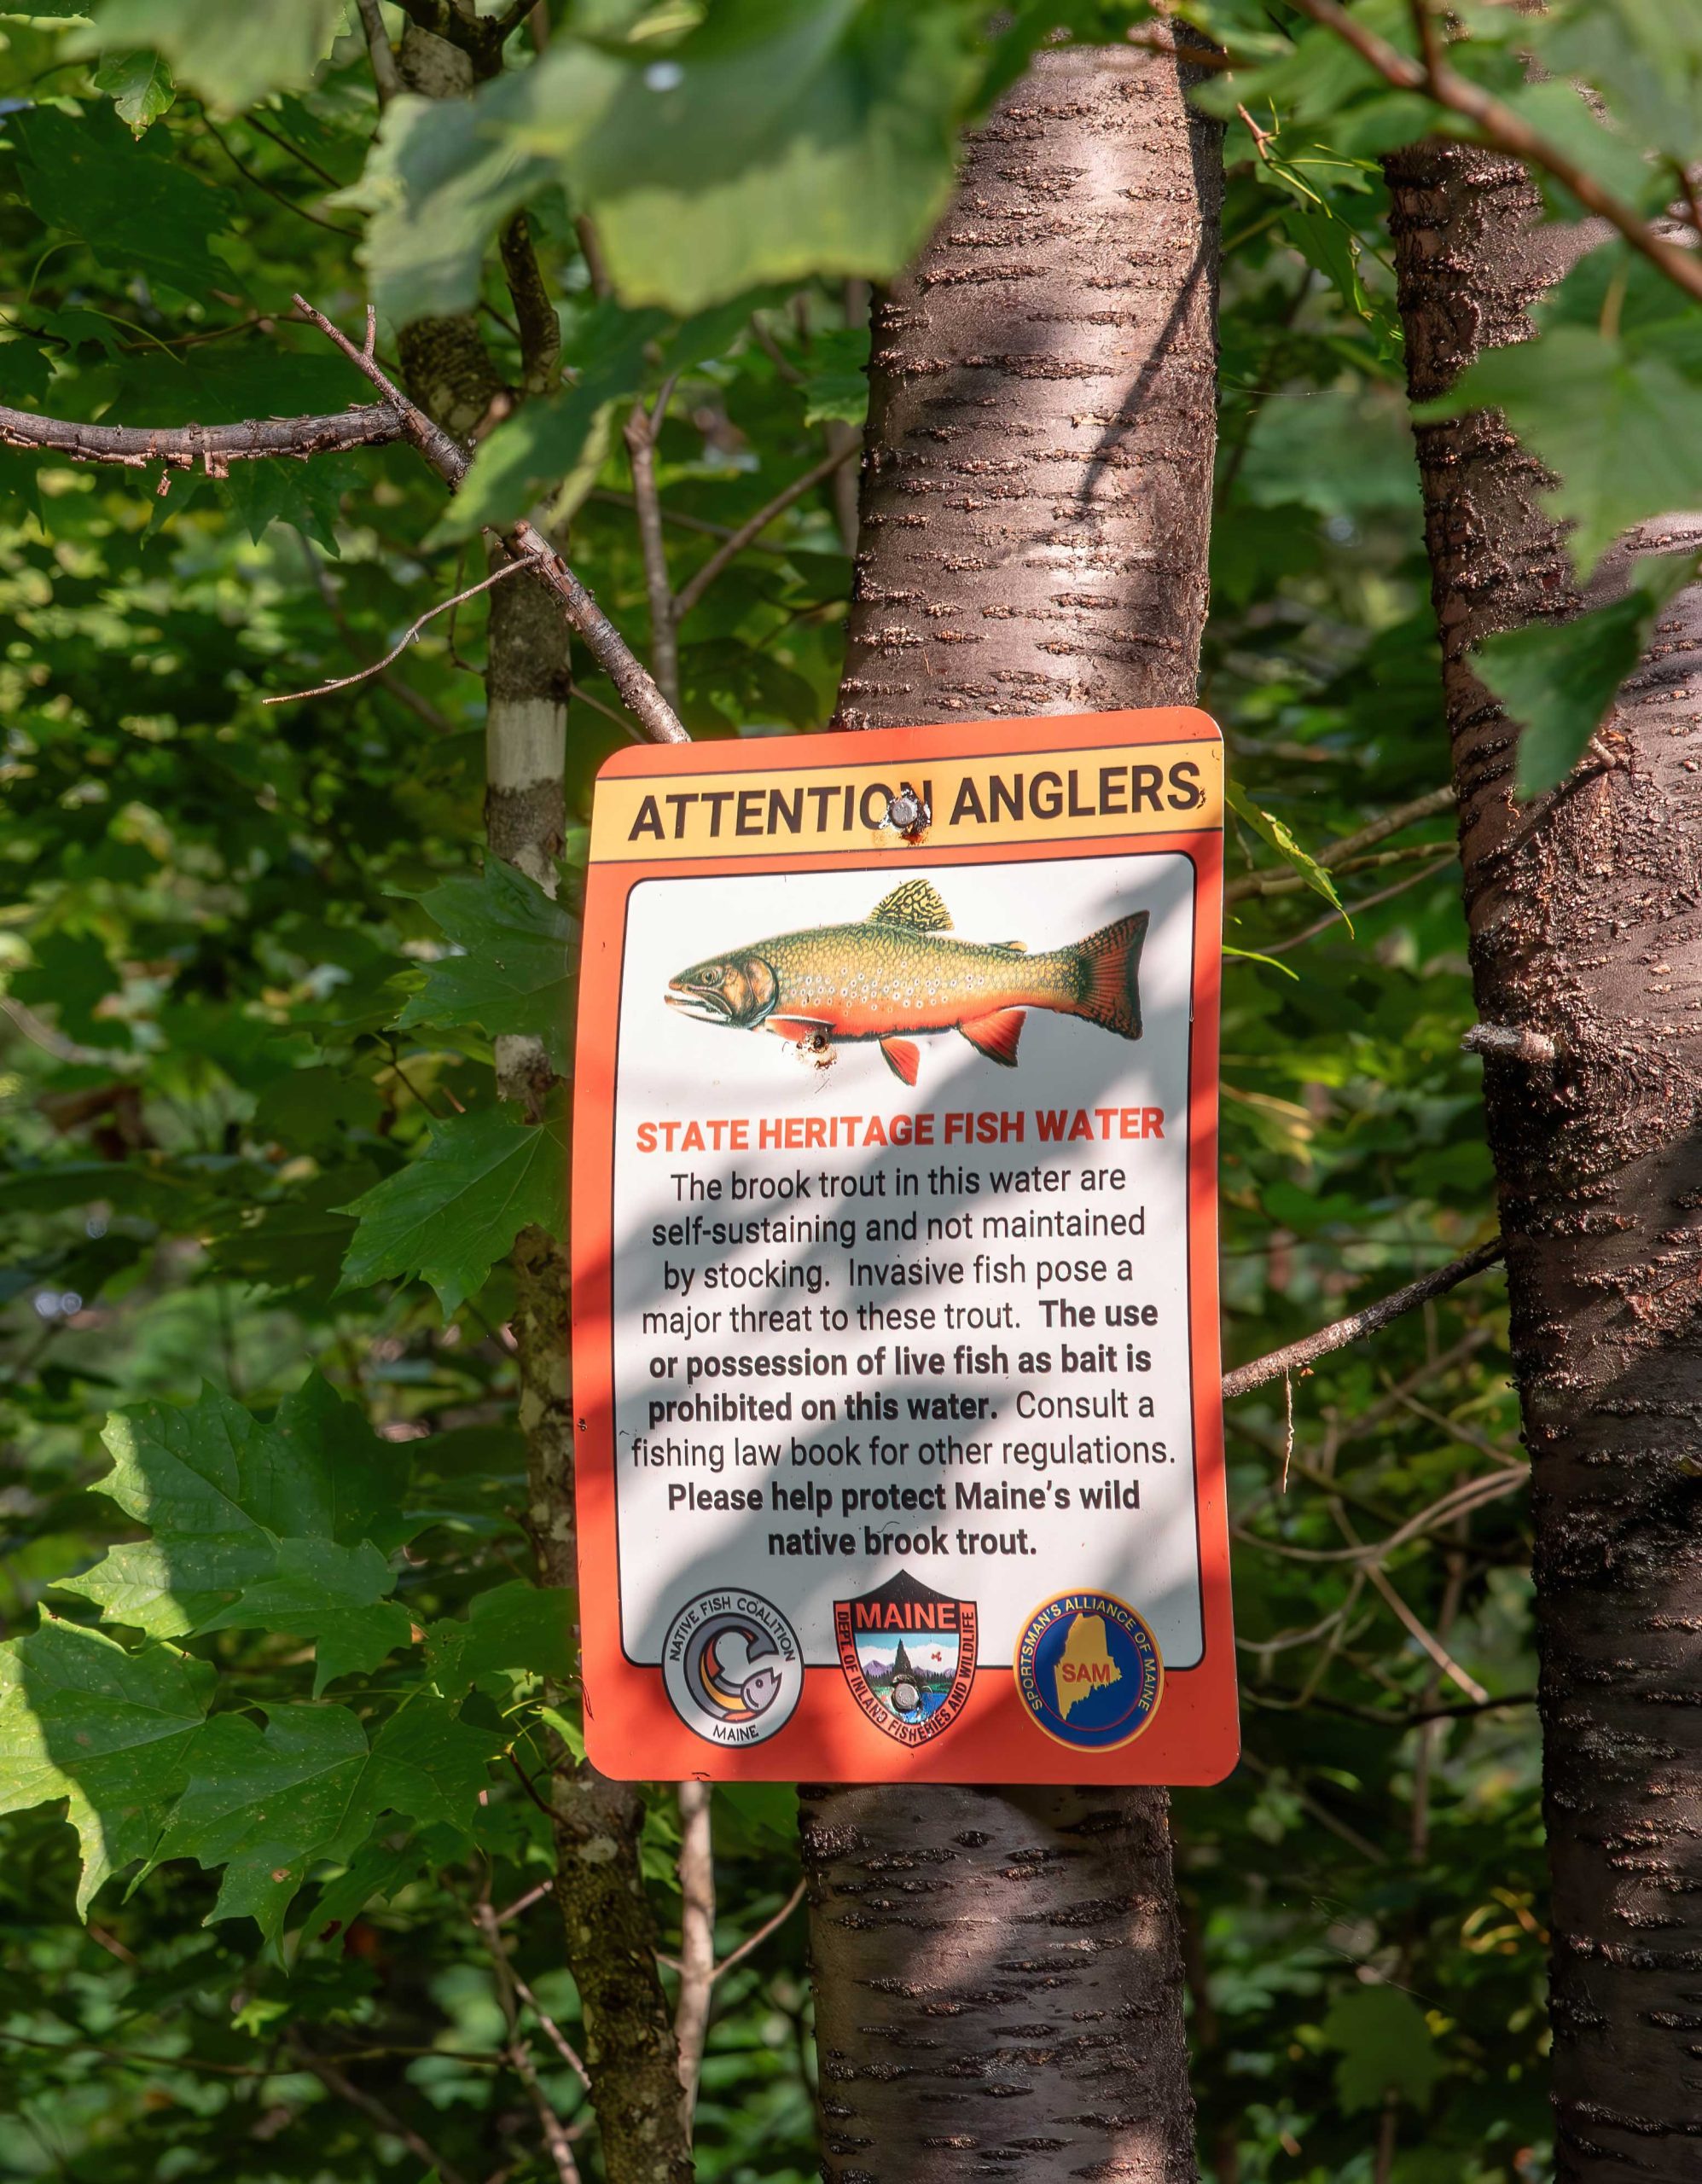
xmin=0 ymin=1617 xmax=213 ymax=1913
xmin=79 ymin=0 xmax=347 ymax=112
xmin=349 ymin=80 xmax=553 ymax=328
xmin=398 ymin=857 xmax=577 ymax=1070
xmin=1426 ymin=326 xmax=1702 ymax=576
xmin=1321 ymin=1985 xmax=1444 ymax=2113
xmin=1533 ymin=0 xmax=1702 ymax=168
xmin=8 ymin=102 xmax=235 ymax=299
xmin=62 ymin=1376 xmax=411 ymax=1639
xmin=10 ymin=930 xmax=121 ymax=1048
xmin=92 ymin=49 xmax=175 ymax=134
xmin=425 ymin=1581 xmax=574 ymax=1692
xmin=223 ymin=456 xmax=366 ymax=554
xmin=1225 ymin=781 xmax=1349 ymax=926
xmin=514 ymin=0 xmax=984 ymax=312
xmin=1478 ymin=555 xmax=1699 ymax=794
xmin=336 ymin=1103 xmax=566 ymax=1316
xmin=799 ymin=324 xmax=868 ymax=425
xmin=153 ymin=1696 xmax=502 ymax=1943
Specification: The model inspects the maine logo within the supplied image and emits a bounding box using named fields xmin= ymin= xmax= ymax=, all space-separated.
xmin=663 ymin=1589 xmax=803 ymax=1746
xmin=1014 ymin=1590 xmax=1163 ymax=1751
xmin=834 ymin=1571 xmax=977 ymax=1746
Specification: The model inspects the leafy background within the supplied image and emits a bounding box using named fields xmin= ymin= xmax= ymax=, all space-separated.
xmin=2 ymin=0 xmax=1695 ymax=2178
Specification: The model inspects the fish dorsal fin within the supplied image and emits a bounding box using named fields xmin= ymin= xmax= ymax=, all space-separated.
xmin=869 ymin=880 xmax=952 ymax=933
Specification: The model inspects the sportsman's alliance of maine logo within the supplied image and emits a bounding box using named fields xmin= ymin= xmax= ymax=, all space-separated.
xmin=834 ymin=1571 xmax=977 ymax=1746
xmin=1014 ymin=1590 xmax=1163 ymax=1751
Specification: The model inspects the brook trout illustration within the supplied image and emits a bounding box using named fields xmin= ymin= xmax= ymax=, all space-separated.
xmin=665 ymin=878 xmax=1148 ymax=1085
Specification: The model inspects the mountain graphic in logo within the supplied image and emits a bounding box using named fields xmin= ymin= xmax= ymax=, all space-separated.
xmin=834 ymin=1571 xmax=977 ymax=1747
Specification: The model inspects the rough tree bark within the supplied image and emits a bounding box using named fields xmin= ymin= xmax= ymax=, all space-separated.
xmin=1385 ymin=140 xmax=1702 ymax=2180
xmin=383 ymin=15 xmax=693 ymax=2182
xmin=802 ymin=43 xmax=1221 ymax=2184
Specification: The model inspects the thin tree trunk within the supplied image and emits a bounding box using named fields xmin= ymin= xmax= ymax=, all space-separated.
xmin=804 ymin=43 xmax=1221 ymax=2183
xmin=386 ymin=20 xmax=692 ymax=2180
xmin=1385 ymin=139 xmax=1702 ymax=2179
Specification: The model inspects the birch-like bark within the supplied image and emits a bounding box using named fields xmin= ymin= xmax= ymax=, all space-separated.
xmin=1385 ymin=138 xmax=1702 ymax=2179
xmin=805 ymin=43 xmax=1221 ymax=2183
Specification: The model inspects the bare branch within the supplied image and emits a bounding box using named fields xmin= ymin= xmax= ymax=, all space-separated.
xmin=262 ymin=554 xmax=540 ymax=706
xmin=288 ymin=2034 xmax=471 ymax=2184
xmin=291 ymin=297 xmax=689 ymax=744
xmin=1263 ymin=855 xmax=1455 ymax=956
xmin=356 ymin=0 xmax=404 ymax=105
xmin=0 ymin=299 xmax=691 ymax=746
xmin=712 ymin=1879 xmax=805 ymax=1984
xmin=674 ymin=1780 xmax=715 ymax=2135
xmin=1222 ymin=1239 xmax=1504 ymax=1400
xmin=1287 ymin=0 xmax=1702 ymax=307
xmin=473 ymin=1902 xmax=583 ymax=2184
xmin=1461 ymin=1023 xmax=1558 ymax=1065
xmin=624 ymin=380 xmax=681 ymax=712
xmin=508 ymin=1968 xmax=591 ymax=2089
xmin=0 ymin=398 xmax=404 ymax=472
xmin=673 ymin=440 xmax=859 ymax=622
xmin=293 ymin=531 xmax=453 ymax=732
xmin=1224 ymin=784 xmax=1455 ymax=904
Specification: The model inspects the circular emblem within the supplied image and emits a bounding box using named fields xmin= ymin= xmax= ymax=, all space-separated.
xmin=1014 ymin=1591 xmax=1163 ymax=1751
xmin=663 ymin=1589 xmax=803 ymax=1747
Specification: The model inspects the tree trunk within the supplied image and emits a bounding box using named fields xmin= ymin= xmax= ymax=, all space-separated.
xmin=804 ymin=43 xmax=1221 ymax=2184
xmin=1385 ymin=139 xmax=1702 ymax=2180
xmin=385 ymin=20 xmax=692 ymax=2179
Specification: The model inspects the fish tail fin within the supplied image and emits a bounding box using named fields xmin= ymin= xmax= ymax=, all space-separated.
xmin=1066 ymin=911 xmax=1149 ymax=1040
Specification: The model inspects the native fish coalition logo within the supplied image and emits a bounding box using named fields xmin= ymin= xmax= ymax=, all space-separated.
xmin=663 ymin=1589 xmax=802 ymax=1747
xmin=834 ymin=1571 xmax=977 ymax=1746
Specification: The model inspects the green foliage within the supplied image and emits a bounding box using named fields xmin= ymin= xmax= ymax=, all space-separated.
xmin=1322 ymin=1985 xmax=1444 ymax=2113
xmin=338 ymin=1104 xmax=567 ymax=1316
xmin=0 ymin=0 xmax=1678 ymax=2175
xmin=80 ymin=0 xmax=348 ymax=112
xmin=398 ymin=857 xmax=578 ymax=1070
xmin=513 ymin=0 xmax=985 ymax=312
xmin=1478 ymin=553 xmax=1699 ymax=793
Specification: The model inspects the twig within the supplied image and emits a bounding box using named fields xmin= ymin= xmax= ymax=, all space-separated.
xmin=1286 ymin=0 xmax=1702 ymax=307
xmin=1461 ymin=1023 xmax=1557 ymax=1065
xmin=624 ymin=380 xmax=681 ymax=712
xmin=1263 ymin=855 xmax=1455 ymax=955
xmin=1362 ymin=1558 xmax=1490 ymax=1704
xmin=497 ymin=1879 xmax=553 ymax=1926
xmin=288 ymin=2034 xmax=471 ymax=2184
xmin=292 ymin=531 xmax=453 ymax=733
xmin=473 ymin=1903 xmax=582 ymax=2184
xmin=508 ymin=1967 xmax=591 ymax=2089
xmin=0 ymin=397 xmax=404 ymax=470
xmin=674 ymin=1780 xmax=715 ymax=2134
xmin=1223 ymin=785 xmax=1455 ymax=903
xmin=290 ymin=296 xmax=689 ymax=744
xmin=357 ymin=0 xmax=404 ymax=105
xmin=198 ymin=113 xmax=360 ymax=239
xmin=499 ymin=212 xmax=561 ymax=397
xmin=711 ymin=1880 xmax=806 ymax=1983
xmin=1222 ymin=1240 xmax=1504 ymax=1399
xmin=262 ymin=555 xmax=539 ymax=705
xmin=1229 ymin=839 xmax=1455 ymax=903
xmin=672 ymin=441 xmax=858 ymax=622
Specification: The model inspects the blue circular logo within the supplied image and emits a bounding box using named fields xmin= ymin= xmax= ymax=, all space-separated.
xmin=1014 ymin=1591 xmax=1163 ymax=1751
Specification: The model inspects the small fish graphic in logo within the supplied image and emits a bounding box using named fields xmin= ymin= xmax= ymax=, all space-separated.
xmin=665 ymin=879 xmax=1148 ymax=1085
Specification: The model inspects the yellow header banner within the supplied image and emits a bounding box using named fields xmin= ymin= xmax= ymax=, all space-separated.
xmin=590 ymin=738 xmax=1223 ymax=863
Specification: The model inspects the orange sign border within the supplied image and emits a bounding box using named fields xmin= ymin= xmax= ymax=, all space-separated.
xmin=570 ymin=709 xmax=1238 ymax=1785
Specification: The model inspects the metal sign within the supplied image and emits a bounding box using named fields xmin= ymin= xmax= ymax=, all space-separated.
xmin=571 ymin=710 xmax=1236 ymax=1783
